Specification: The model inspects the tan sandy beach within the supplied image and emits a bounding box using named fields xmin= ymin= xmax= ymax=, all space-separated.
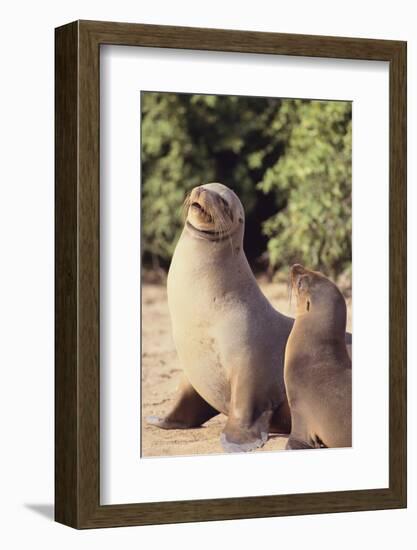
xmin=141 ymin=277 xmax=352 ymax=458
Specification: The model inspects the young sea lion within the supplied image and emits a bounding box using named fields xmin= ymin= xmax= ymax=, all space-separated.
xmin=147 ymin=183 xmax=294 ymax=452
xmin=284 ymin=264 xmax=352 ymax=450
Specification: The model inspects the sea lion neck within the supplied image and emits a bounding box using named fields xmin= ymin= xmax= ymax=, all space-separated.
xmin=297 ymin=305 xmax=346 ymax=338
xmin=168 ymin=225 xmax=259 ymax=300
xmin=182 ymin=223 xmax=244 ymax=254
xmin=290 ymin=303 xmax=348 ymax=370
xmin=310 ymin=289 xmax=347 ymax=336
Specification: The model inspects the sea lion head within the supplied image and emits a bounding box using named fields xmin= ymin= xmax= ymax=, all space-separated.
xmin=291 ymin=264 xmax=347 ymax=330
xmin=184 ymin=183 xmax=245 ymax=243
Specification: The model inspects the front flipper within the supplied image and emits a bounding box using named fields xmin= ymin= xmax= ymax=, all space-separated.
xmin=285 ymin=410 xmax=315 ymax=450
xmin=285 ymin=436 xmax=315 ymax=450
xmin=221 ymin=409 xmax=272 ymax=453
xmin=147 ymin=373 xmax=219 ymax=429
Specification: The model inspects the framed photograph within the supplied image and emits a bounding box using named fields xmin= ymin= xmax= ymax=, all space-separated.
xmin=55 ymin=20 xmax=406 ymax=528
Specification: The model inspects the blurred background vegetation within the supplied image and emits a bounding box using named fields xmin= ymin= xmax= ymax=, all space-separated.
xmin=141 ymin=92 xmax=351 ymax=282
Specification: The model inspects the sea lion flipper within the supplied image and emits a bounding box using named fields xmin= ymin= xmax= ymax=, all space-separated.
xmin=285 ymin=436 xmax=315 ymax=450
xmin=284 ymin=407 xmax=314 ymax=450
xmin=220 ymin=410 xmax=271 ymax=453
xmin=146 ymin=374 xmax=219 ymax=429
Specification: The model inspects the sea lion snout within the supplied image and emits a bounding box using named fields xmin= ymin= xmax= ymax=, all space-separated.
xmin=291 ymin=264 xmax=309 ymax=277
xmin=190 ymin=186 xmax=212 ymax=209
xmin=291 ymin=263 xmax=305 ymax=273
xmin=193 ymin=186 xmax=203 ymax=199
xmin=188 ymin=187 xmax=215 ymax=226
xmin=290 ymin=264 xmax=310 ymax=293
xmin=190 ymin=186 xmax=228 ymax=214
xmin=190 ymin=185 xmax=209 ymax=205
xmin=185 ymin=183 xmax=241 ymax=239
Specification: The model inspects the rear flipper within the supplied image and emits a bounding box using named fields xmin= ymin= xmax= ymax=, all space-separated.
xmin=147 ymin=374 xmax=219 ymax=429
xmin=221 ymin=410 xmax=272 ymax=453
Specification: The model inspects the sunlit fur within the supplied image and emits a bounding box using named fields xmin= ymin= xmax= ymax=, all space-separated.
xmin=183 ymin=189 xmax=232 ymax=236
xmin=182 ymin=185 xmax=238 ymax=254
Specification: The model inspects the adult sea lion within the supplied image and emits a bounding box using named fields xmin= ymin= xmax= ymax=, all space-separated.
xmin=147 ymin=182 xmax=294 ymax=452
xmin=284 ymin=264 xmax=352 ymax=450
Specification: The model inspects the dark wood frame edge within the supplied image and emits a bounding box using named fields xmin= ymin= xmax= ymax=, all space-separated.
xmin=55 ymin=20 xmax=407 ymax=529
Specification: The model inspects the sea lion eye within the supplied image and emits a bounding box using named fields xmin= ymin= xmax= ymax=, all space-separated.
xmin=306 ymin=300 xmax=310 ymax=312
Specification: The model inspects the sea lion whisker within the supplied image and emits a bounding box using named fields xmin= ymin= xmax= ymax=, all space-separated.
xmin=216 ymin=209 xmax=233 ymax=254
xmin=219 ymin=210 xmax=231 ymax=235
xmin=214 ymin=212 xmax=225 ymax=235
xmin=210 ymin=205 xmax=226 ymax=235
xmin=228 ymin=235 xmax=234 ymax=255
xmin=206 ymin=203 xmax=216 ymax=225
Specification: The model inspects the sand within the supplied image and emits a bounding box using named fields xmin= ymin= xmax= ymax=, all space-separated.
xmin=141 ymin=277 xmax=352 ymax=458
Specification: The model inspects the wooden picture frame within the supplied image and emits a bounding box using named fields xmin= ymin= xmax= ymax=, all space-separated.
xmin=55 ymin=20 xmax=407 ymax=529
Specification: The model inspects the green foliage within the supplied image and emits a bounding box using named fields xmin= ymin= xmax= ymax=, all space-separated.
xmin=141 ymin=92 xmax=351 ymax=276
xmin=258 ymin=100 xmax=352 ymax=276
